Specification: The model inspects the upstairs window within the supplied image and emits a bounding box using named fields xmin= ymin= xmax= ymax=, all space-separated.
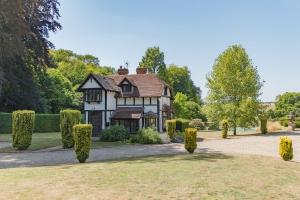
xmin=85 ymin=89 xmax=102 ymax=102
xmin=122 ymin=84 xmax=132 ymax=93
xmin=164 ymin=87 xmax=168 ymax=96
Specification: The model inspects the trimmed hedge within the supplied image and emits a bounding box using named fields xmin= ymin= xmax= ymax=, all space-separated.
xmin=260 ymin=118 xmax=268 ymax=134
xmin=73 ymin=124 xmax=92 ymax=163
xmin=60 ymin=109 xmax=81 ymax=148
xmin=12 ymin=110 xmax=35 ymax=150
xmin=279 ymin=136 xmax=293 ymax=161
xmin=221 ymin=120 xmax=228 ymax=139
xmin=176 ymin=119 xmax=190 ymax=132
xmin=134 ymin=128 xmax=162 ymax=144
xmin=184 ymin=128 xmax=197 ymax=153
xmin=166 ymin=120 xmax=176 ymax=140
xmin=0 ymin=113 xmax=60 ymax=133
xmin=100 ymin=125 xmax=129 ymax=142
xmin=189 ymin=119 xmax=205 ymax=130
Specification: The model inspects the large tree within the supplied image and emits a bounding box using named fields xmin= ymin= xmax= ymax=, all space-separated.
xmin=205 ymin=45 xmax=263 ymax=135
xmin=274 ymin=92 xmax=300 ymax=117
xmin=139 ymin=46 xmax=166 ymax=78
xmin=0 ymin=0 xmax=61 ymax=112
xmin=166 ymin=64 xmax=201 ymax=104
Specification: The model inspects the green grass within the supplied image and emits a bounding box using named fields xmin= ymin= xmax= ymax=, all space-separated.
xmin=0 ymin=153 xmax=300 ymax=199
xmin=0 ymin=132 xmax=62 ymax=152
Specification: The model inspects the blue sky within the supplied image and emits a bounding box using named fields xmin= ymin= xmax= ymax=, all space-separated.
xmin=49 ymin=0 xmax=300 ymax=102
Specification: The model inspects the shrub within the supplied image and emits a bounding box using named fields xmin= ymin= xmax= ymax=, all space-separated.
xmin=100 ymin=125 xmax=129 ymax=142
xmin=135 ymin=128 xmax=162 ymax=144
xmin=0 ymin=113 xmax=12 ymax=133
xmin=166 ymin=120 xmax=176 ymax=140
xmin=279 ymin=117 xmax=289 ymax=127
xmin=60 ymin=109 xmax=81 ymax=148
xmin=12 ymin=110 xmax=35 ymax=150
xmin=184 ymin=128 xmax=197 ymax=153
xmin=35 ymin=114 xmax=60 ymax=132
xmin=221 ymin=120 xmax=228 ymax=139
xmin=206 ymin=121 xmax=219 ymax=130
xmin=260 ymin=118 xmax=268 ymax=134
xmin=296 ymin=119 xmax=300 ymax=128
xmin=189 ymin=119 xmax=205 ymax=130
xmin=279 ymin=136 xmax=293 ymax=161
xmin=73 ymin=124 xmax=92 ymax=163
xmin=176 ymin=119 xmax=190 ymax=132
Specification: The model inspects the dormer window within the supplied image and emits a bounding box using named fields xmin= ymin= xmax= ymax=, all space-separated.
xmin=85 ymin=89 xmax=102 ymax=102
xmin=122 ymin=84 xmax=132 ymax=93
xmin=164 ymin=87 xmax=168 ymax=96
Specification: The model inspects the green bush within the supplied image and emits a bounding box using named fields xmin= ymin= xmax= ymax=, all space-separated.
xmin=189 ymin=119 xmax=205 ymax=130
xmin=0 ymin=113 xmax=12 ymax=133
xmin=100 ymin=125 xmax=129 ymax=142
xmin=176 ymin=119 xmax=190 ymax=132
xmin=206 ymin=121 xmax=219 ymax=130
xmin=135 ymin=128 xmax=162 ymax=144
xmin=184 ymin=128 xmax=197 ymax=153
xmin=221 ymin=120 xmax=228 ymax=139
xmin=279 ymin=136 xmax=293 ymax=161
xmin=73 ymin=124 xmax=92 ymax=163
xmin=166 ymin=120 xmax=176 ymax=140
xmin=279 ymin=117 xmax=289 ymax=127
xmin=12 ymin=110 xmax=35 ymax=150
xmin=296 ymin=119 xmax=300 ymax=128
xmin=35 ymin=114 xmax=60 ymax=132
xmin=60 ymin=109 xmax=81 ymax=148
xmin=260 ymin=118 xmax=268 ymax=134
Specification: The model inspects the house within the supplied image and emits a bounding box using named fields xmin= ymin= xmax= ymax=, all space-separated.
xmin=77 ymin=67 xmax=173 ymax=136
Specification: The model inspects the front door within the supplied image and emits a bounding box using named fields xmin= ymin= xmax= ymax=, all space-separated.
xmin=89 ymin=111 xmax=102 ymax=137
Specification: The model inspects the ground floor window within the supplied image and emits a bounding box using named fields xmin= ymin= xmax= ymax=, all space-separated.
xmin=111 ymin=119 xmax=139 ymax=133
xmin=145 ymin=117 xmax=157 ymax=129
xmin=162 ymin=111 xmax=171 ymax=131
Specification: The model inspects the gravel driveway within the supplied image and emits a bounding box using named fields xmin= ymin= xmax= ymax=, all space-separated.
xmin=0 ymin=131 xmax=299 ymax=169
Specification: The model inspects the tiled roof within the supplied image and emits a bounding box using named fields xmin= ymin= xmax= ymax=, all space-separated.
xmin=111 ymin=107 xmax=143 ymax=119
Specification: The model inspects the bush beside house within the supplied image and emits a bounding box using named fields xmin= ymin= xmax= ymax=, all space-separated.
xmin=73 ymin=124 xmax=92 ymax=163
xmin=60 ymin=109 xmax=81 ymax=148
xmin=166 ymin=120 xmax=176 ymax=140
xmin=134 ymin=128 xmax=162 ymax=144
xmin=12 ymin=110 xmax=35 ymax=150
xmin=100 ymin=125 xmax=129 ymax=142
xmin=175 ymin=119 xmax=190 ymax=132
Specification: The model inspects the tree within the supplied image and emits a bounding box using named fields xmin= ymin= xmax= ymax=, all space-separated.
xmin=205 ymin=45 xmax=262 ymax=135
xmin=0 ymin=0 xmax=61 ymax=112
xmin=139 ymin=46 xmax=166 ymax=78
xmin=166 ymin=64 xmax=201 ymax=104
xmin=274 ymin=92 xmax=300 ymax=117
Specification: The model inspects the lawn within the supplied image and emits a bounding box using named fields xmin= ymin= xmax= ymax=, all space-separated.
xmin=0 ymin=153 xmax=299 ymax=199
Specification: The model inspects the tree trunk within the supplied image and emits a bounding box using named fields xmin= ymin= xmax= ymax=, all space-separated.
xmin=233 ymin=126 xmax=237 ymax=136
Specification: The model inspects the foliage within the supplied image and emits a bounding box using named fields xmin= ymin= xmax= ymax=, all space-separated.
xmin=184 ymin=128 xmax=197 ymax=153
xmin=274 ymin=92 xmax=300 ymax=118
xmin=100 ymin=125 xmax=129 ymax=142
xmin=221 ymin=120 xmax=229 ymax=139
xmin=139 ymin=46 xmax=166 ymax=78
xmin=279 ymin=136 xmax=293 ymax=161
xmin=134 ymin=128 xmax=162 ymax=144
xmin=166 ymin=120 xmax=176 ymax=140
xmin=73 ymin=124 xmax=92 ymax=163
xmin=165 ymin=65 xmax=202 ymax=104
xmin=279 ymin=117 xmax=289 ymax=127
xmin=0 ymin=113 xmax=12 ymax=133
xmin=60 ymin=109 xmax=81 ymax=148
xmin=175 ymin=119 xmax=190 ymax=132
xmin=12 ymin=110 xmax=35 ymax=150
xmin=260 ymin=118 xmax=268 ymax=134
xmin=173 ymin=93 xmax=206 ymax=121
xmin=189 ymin=119 xmax=205 ymax=130
xmin=205 ymin=45 xmax=262 ymax=135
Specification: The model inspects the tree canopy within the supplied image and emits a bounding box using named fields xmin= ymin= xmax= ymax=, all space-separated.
xmin=274 ymin=92 xmax=300 ymax=117
xmin=205 ymin=45 xmax=263 ymax=134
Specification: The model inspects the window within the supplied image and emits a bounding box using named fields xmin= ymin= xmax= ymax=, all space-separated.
xmin=85 ymin=89 xmax=102 ymax=102
xmin=122 ymin=84 xmax=132 ymax=93
xmin=164 ymin=87 xmax=168 ymax=96
xmin=145 ymin=117 xmax=157 ymax=129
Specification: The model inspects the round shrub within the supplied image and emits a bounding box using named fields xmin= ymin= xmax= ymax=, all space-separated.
xmin=73 ymin=124 xmax=92 ymax=163
xmin=260 ymin=118 xmax=268 ymax=134
xmin=166 ymin=120 xmax=176 ymax=141
xmin=100 ymin=125 xmax=129 ymax=142
xmin=12 ymin=110 xmax=35 ymax=150
xmin=221 ymin=120 xmax=228 ymax=139
xmin=60 ymin=109 xmax=81 ymax=148
xmin=136 ymin=128 xmax=162 ymax=144
xmin=279 ymin=136 xmax=293 ymax=161
xmin=184 ymin=128 xmax=197 ymax=153
xmin=189 ymin=119 xmax=205 ymax=130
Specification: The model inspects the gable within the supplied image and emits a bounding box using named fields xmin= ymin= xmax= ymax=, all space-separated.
xmin=81 ymin=76 xmax=102 ymax=89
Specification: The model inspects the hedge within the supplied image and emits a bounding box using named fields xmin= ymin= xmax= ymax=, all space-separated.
xmin=176 ymin=119 xmax=190 ymax=132
xmin=0 ymin=113 xmax=60 ymax=133
xmin=134 ymin=128 xmax=162 ymax=144
xmin=260 ymin=118 xmax=268 ymax=134
xmin=166 ymin=120 xmax=176 ymax=140
xmin=73 ymin=124 xmax=92 ymax=163
xmin=100 ymin=125 xmax=129 ymax=142
xmin=221 ymin=120 xmax=228 ymax=139
xmin=60 ymin=109 xmax=81 ymax=148
xmin=184 ymin=128 xmax=197 ymax=153
xmin=279 ymin=136 xmax=293 ymax=161
xmin=12 ymin=110 xmax=35 ymax=150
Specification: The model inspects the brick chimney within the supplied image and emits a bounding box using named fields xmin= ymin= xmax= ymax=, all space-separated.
xmin=136 ymin=67 xmax=147 ymax=74
xmin=117 ymin=66 xmax=129 ymax=75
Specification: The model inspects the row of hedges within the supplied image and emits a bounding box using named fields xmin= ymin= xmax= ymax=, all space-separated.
xmin=279 ymin=117 xmax=300 ymax=128
xmin=0 ymin=113 xmax=61 ymax=133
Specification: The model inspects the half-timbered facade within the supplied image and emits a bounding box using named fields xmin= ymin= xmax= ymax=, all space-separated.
xmin=77 ymin=67 xmax=172 ymax=136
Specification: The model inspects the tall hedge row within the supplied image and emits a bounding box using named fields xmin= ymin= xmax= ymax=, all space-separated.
xmin=175 ymin=119 xmax=190 ymax=132
xmin=73 ymin=124 xmax=92 ymax=163
xmin=0 ymin=113 xmax=60 ymax=133
xmin=60 ymin=109 xmax=81 ymax=148
xmin=12 ymin=110 xmax=35 ymax=150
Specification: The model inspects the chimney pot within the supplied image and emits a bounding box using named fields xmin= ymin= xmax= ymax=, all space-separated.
xmin=117 ymin=66 xmax=129 ymax=75
xmin=136 ymin=67 xmax=147 ymax=74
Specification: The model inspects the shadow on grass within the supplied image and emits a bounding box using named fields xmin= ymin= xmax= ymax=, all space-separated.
xmin=231 ymin=131 xmax=300 ymax=138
